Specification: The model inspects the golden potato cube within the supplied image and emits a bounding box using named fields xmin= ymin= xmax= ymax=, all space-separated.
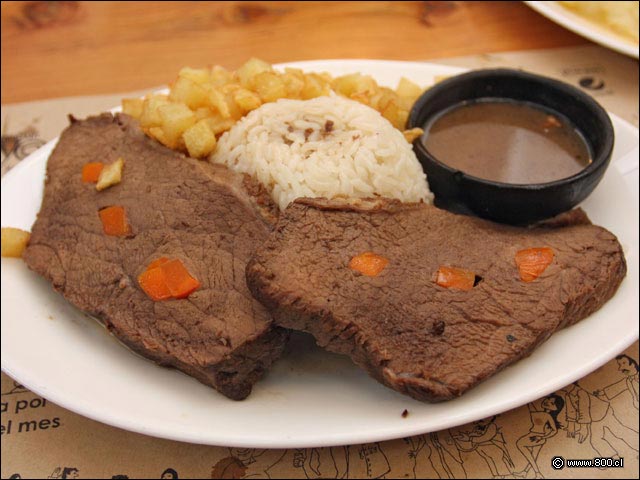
xmin=148 ymin=127 xmax=177 ymax=149
xmin=194 ymin=107 xmax=213 ymax=120
xmin=253 ymin=72 xmax=287 ymax=102
xmin=349 ymin=91 xmax=372 ymax=106
xmin=236 ymin=58 xmax=273 ymax=88
xmin=96 ymin=157 xmax=125 ymax=191
xmin=170 ymin=77 xmax=209 ymax=109
xmin=371 ymin=88 xmax=396 ymax=112
xmin=395 ymin=77 xmax=422 ymax=99
xmin=183 ymin=119 xmax=217 ymax=158
xmin=1 ymin=227 xmax=30 ymax=258
xmin=158 ymin=103 xmax=196 ymax=143
xmin=207 ymin=116 xmax=236 ymax=136
xmin=284 ymin=67 xmax=305 ymax=79
xmin=403 ymin=127 xmax=423 ymax=143
xmin=139 ymin=95 xmax=170 ymax=128
xmin=281 ymin=72 xmax=304 ymax=98
xmin=333 ymin=73 xmax=376 ymax=98
xmin=122 ymin=98 xmax=144 ymax=118
xmin=301 ymin=74 xmax=328 ymax=99
xmin=208 ymin=88 xmax=231 ymax=118
xmin=233 ymin=88 xmax=262 ymax=112
xmin=210 ymin=65 xmax=233 ymax=86
xmin=178 ymin=66 xmax=211 ymax=85
xmin=396 ymin=110 xmax=410 ymax=129
xmin=380 ymin=100 xmax=401 ymax=127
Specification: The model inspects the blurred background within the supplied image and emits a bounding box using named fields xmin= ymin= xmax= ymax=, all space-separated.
xmin=1 ymin=1 xmax=595 ymax=103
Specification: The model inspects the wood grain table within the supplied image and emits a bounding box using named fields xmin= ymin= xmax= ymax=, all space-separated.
xmin=1 ymin=1 xmax=591 ymax=104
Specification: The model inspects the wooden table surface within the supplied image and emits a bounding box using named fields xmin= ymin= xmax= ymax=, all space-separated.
xmin=1 ymin=1 xmax=590 ymax=104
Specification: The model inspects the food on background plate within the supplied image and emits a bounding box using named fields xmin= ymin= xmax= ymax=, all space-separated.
xmin=22 ymin=114 xmax=287 ymax=400
xmin=559 ymin=1 xmax=639 ymax=43
xmin=246 ymin=198 xmax=626 ymax=402
xmin=211 ymin=95 xmax=433 ymax=210
xmin=122 ymin=58 xmax=426 ymax=159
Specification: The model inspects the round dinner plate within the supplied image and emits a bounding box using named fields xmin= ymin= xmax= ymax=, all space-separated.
xmin=525 ymin=1 xmax=639 ymax=59
xmin=1 ymin=60 xmax=638 ymax=448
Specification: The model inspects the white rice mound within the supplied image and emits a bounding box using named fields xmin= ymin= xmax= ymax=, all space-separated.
xmin=210 ymin=95 xmax=433 ymax=211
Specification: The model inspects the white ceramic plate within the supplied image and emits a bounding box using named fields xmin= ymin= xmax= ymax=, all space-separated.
xmin=525 ymin=1 xmax=639 ymax=59
xmin=1 ymin=60 xmax=639 ymax=448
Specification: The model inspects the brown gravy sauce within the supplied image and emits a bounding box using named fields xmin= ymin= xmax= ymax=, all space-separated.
xmin=422 ymin=99 xmax=591 ymax=184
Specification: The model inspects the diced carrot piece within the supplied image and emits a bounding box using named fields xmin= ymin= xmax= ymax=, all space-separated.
xmin=160 ymin=259 xmax=201 ymax=298
xmin=147 ymin=257 xmax=170 ymax=270
xmin=138 ymin=266 xmax=172 ymax=301
xmin=82 ymin=162 xmax=104 ymax=183
xmin=436 ymin=266 xmax=475 ymax=291
xmin=349 ymin=252 xmax=389 ymax=277
xmin=98 ymin=206 xmax=131 ymax=236
xmin=515 ymin=247 xmax=554 ymax=282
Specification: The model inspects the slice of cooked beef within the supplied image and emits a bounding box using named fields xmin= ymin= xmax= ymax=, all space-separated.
xmin=23 ymin=113 xmax=287 ymax=400
xmin=246 ymin=198 xmax=626 ymax=402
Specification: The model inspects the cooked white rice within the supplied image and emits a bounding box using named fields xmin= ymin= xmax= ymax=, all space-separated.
xmin=210 ymin=95 xmax=433 ymax=210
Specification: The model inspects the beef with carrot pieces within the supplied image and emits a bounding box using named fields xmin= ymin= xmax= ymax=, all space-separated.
xmin=23 ymin=113 xmax=288 ymax=401
xmin=246 ymin=198 xmax=626 ymax=402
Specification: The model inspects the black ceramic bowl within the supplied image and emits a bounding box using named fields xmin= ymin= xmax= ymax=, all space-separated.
xmin=408 ymin=68 xmax=614 ymax=225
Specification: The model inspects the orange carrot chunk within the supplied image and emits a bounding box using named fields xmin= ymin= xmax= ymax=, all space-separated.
xmin=436 ymin=266 xmax=475 ymax=291
xmin=98 ymin=206 xmax=131 ymax=236
xmin=349 ymin=252 xmax=389 ymax=277
xmin=147 ymin=257 xmax=170 ymax=270
xmin=515 ymin=247 xmax=554 ymax=282
xmin=82 ymin=162 xmax=104 ymax=183
xmin=138 ymin=265 xmax=172 ymax=301
xmin=161 ymin=259 xmax=201 ymax=298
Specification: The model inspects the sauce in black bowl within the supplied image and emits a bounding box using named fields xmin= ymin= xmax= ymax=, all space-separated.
xmin=408 ymin=69 xmax=614 ymax=225
xmin=422 ymin=99 xmax=592 ymax=184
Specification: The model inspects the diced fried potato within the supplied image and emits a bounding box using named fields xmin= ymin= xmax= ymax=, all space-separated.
xmin=281 ymin=72 xmax=304 ymax=98
xmin=233 ymin=88 xmax=262 ymax=112
xmin=223 ymin=91 xmax=244 ymax=120
xmin=170 ymin=77 xmax=209 ymax=109
xmin=208 ymin=88 xmax=231 ymax=118
xmin=403 ymin=127 xmax=423 ymax=143
xmin=301 ymin=74 xmax=328 ymax=99
xmin=194 ymin=107 xmax=213 ymax=120
xmin=147 ymin=127 xmax=174 ymax=149
xmin=333 ymin=73 xmax=377 ymax=98
xmin=236 ymin=58 xmax=273 ymax=88
xmin=210 ymin=65 xmax=233 ymax=86
xmin=183 ymin=119 xmax=217 ymax=158
xmin=284 ymin=67 xmax=305 ymax=79
xmin=207 ymin=116 xmax=237 ymax=136
xmin=253 ymin=72 xmax=287 ymax=102
xmin=123 ymin=58 xmax=430 ymax=155
xmin=122 ymin=98 xmax=144 ymax=118
xmin=395 ymin=77 xmax=422 ymax=99
xmin=395 ymin=109 xmax=409 ymax=130
xmin=380 ymin=99 xmax=401 ymax=128
xmin=96 ymin=157 xmax=125 ymax=191
xmin=158 ymin=103 xmax=196 ymax=143
xmin=178 ymin=66 xmax=211 ymax=85
xmin=1 ymin=227 xmax=30 ymax=258
xmin=139 ymin=95 xmax=170 ymax=128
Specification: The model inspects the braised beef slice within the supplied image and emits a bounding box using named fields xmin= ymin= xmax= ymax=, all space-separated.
xmin=246 ymin=198 xmax=626 ymax=402
xmin=23 ymin=113 xmax=288 ymax=400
